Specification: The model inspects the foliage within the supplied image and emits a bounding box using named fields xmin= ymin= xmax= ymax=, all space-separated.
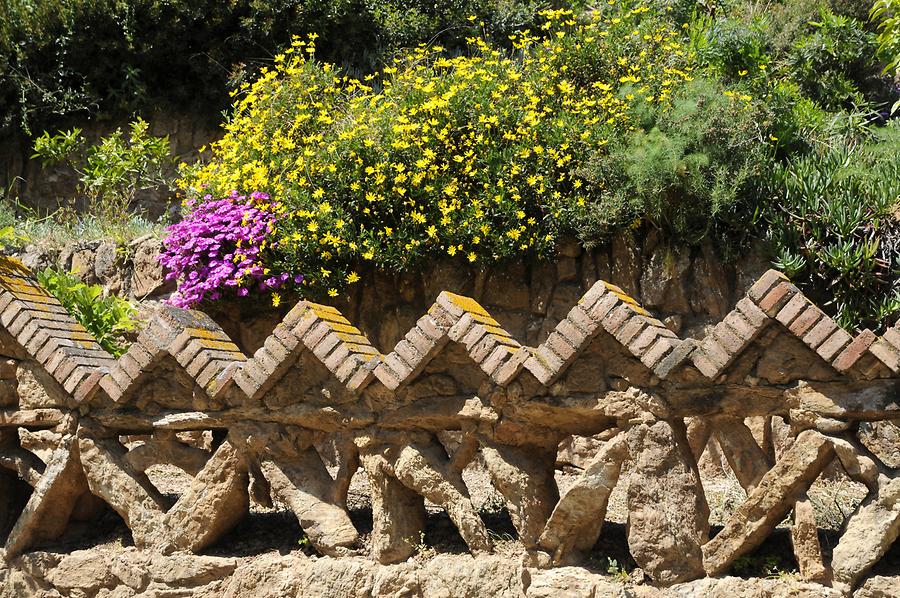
xmin=763 ymin=124 xmax=900 ymax=330
xmin=180 ymin=5 xmax=699 ymax=301
xmin=31 ymin=118 xmax=174 ymax=221
xmin=36 ymin=268 xmax=137 ymax=357
xmin=575 ymin=77 xmax=770 ymax=248
xmin=0 ymin=0 xmax=555 ymax=135
xmin=872 ymin=0 xmax=900 ymax=112
xmin=158 ymin=191 xmax=301 ymax=308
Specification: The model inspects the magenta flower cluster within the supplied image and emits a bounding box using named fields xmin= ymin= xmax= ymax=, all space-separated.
xmin=158 ymin=191 xmax=301 ymax=308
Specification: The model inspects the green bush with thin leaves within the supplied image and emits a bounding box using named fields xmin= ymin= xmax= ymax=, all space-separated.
xmin=764 ymin=124 xmax=900 ymax=330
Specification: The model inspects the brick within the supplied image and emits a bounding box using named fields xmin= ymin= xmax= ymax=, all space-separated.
xmin=545 ymin=332 xmax=577 ymax=363
xmin=534 ymin=345 xmax=564 ymax=374
xmin=7 ymin=310 xmax=33 ymax=337
xmin=24 ymin=327 xmax=54 ymax=356
xmin=713 ymin=321 xmax=745 ymax=355
xmin=601 ymin=303 xmax=633 ymax=336
xmin=406 ymin=326 xmax=440 ymax=358
xmin=692 ymin=351 xmax=720 ymax=378
xmin=700 ymin=337 xmax=730 ymax=369
xmin=312 ymin=332 xmax=341 ymax=361
xmin=53 ymin=358 xmax=80 ymax=384
xmin=566 ymin=305 xmax=597 ymax=336
xmin=436 ymin=292 xmax=466 ymax=317
xmin=653 ymin=340 xmax=696 ymax=378
xmin=493 ymin=348 xmax=528 ymax=384
xmin=803 ymin=317 xmax=838 ymax=350
xmin=36 ymin=336 xmax=73 ymax=364
xmin=629 ymin=326 xmax=662 ymax=356
xmin=448 ymin=312 xmax=475 ymax=342
xmin=748 ymin=269 xmax=788 ymax=302
xmin=196 ymin=360 xmax=221 ymax=389
xmin=868 ymin=339 xmax=900 ymax=373
xmin=723 ymin=311 xmax=758 ymax=342
xmin=816 ymin=328 xmax=852 ymax=362
xmin=640 ymin=337 xmax=676 ymax=369
xmin=1 ymin=301 xmax=28 ymax=327
xmin=393 ymin=339 xmax=421 ymax=368
xmin=469 ymin=335 xmax=498 ymax=363
xmin=124 ymin=342 xmax=155 ymax=369
xmin=373 ymin=361 xmax=403 ymax=389
xmin=417 ymin=314 xmax=446 ymax=340
xmin=118 ymin=353 xmax=144 ymax=380
xmin=588 ymin=293 xmax=620 ymax=323
xmin=63 ymin=367 xmax=92 ymax=394
xmin=775 ymin=293 xmax=808 ymax=327
xmin=883 ymin=327 xmax=900 ymax=350
xmin=347 ymin=358 xmax=377 ymax=390
xmin=556 ymin=319 xmax=589 ymax=348
xmin=301 ymin=321 xmax=332 ymax=352
xmin=383 ymin=353 xmax=413 ymax=379
xmin=73 ymin=370 xmax=104 ymax=403
xmin=324 ymin=344 xmax=351 ymax=372
xmin=578 ymin=281 xmax=607 ymax=310
xmin=461 ymin=323 xmax=488 ymax=351
xmin=482 ymin=345 xmax=515 ymax=376
xmin=99 ymin=375 xmax=124 ymax=402
xmin=789 ymin=305 xmax=824 ymax=337
xmin=427 ymin=304 xmax=455 ymax=329
xmin=523 ymin=354 xmax=555 ymax=385
xmin=758 ymin=281 xmax=796 ymax=315
xmin=264 ymin=336 xmax=289 ymax=364
xmin=250 ymin=347 xmax=280 ymax=377
xmin=272 ymin=323 xmax=300 ymax=352
xmin=832 ymin=330 xmax=876 ymax=372
xmin=614 ymin=316 xmax=647 ymax=346
xmin=334 ymin=355 xmax=361 ymax=383
xmin=110 ymin=363 xmax=134 ymax=391
xmin=281 ymin=302 xmax=309 ymax=328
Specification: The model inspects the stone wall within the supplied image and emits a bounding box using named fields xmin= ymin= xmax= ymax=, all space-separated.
xmin=0 ymin=251 xmax=899 ymax=597
xmin=0 ymin=114 xmax=219 ymax=218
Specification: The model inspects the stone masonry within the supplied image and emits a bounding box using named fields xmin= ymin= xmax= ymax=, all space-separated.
xmin=0 ymin=256 xmax=898 ymax=595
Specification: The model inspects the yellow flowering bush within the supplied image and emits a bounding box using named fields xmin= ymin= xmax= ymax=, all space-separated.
xmin=181 ymin=2 xmax=696 ymax=297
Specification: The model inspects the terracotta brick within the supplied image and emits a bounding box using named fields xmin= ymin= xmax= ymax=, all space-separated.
xmin=264 ymin=336 xmax=289 ymax=364
xmin=653 ymin=340 xmax=695 ymax=378
xmin=602 ymin=303 xmax=633 ymax=336
xmin=566 ymin=305 xmax=597 ymax=336
xmin=544 ymin=332 xmax=577 ymax=363
xmin=758 ymin=281 xmax=797 ymax=315
xmin=493 ymin=348 xmax=529 ymax=384
xmin=63 ymin=367 xmax=92 ymax=394
xmin=629 ymin=327 xmax=661 ymax=356
xmin=692 ymin=351 xmax=720 ymax=378
xmin=416 ymin=315 xmax=446 ymax=340
xmin=110 ymin=363 xmax=134 ymax=390
xmin=301 ymin=321 xmax=331 ymax=351
xmin=7 ymin=310 xmax=33 ymax=337
xmin=311 ymin=332 xmax=341 ymax=361
xmin=700 ymin=337 xmax=730 ymax=369
xmin=448 ymin=312 xmax=476 ymax=342
xmin=615 ymin=316 xmax=647 ymax=347
xmin=748 ymin=269 xmax=788 ymax=302
xmin=482 ymin=345 xmax=515 ymax=376
xmin=789 ymin=305 xmax=824 ymax=337
xmin=803 ymin=317 xmax=838 ymax=350
xmin=99 ymin=375 xmax=124 ymax=402
xmin=73 ymin=370 xmax=104 ymax=403
xmin=578 ymin=282 xmax=607 ymax=310
xmin=723 ymin=311 xmax=758 ymax=342
xmin=556 ymin=318 xmax=589 ymax=348
xmin=196 ymin=361 xmax=221 ymax=389
xmin=373 ymin=361 xmax=403 ymax=389
xmin=832 ymin=330 xmax=876 ymax=372
xmin=118 ymin=353 xmax=144 ymax=380
xmin=775 ymin=293 xmax=808 ymax=327
xmin=36 ymin=336 xmax=71 ymax=364
xmin=461 ymin=324 xmax=488 ymax=351
xmin=125 ymin=342 xmax=155 ymax=369
xmin=883 ymin=327 xmax=900 ymax=350
xmin=589 ymin=293 xmax=620 ymax=323
xmin=53 ymin=358 xmax=79 ymax=384
xmin=383 ymin=353 xmax=412 ymax=379
xmin=816 ymin=328 xmax=852 ymax=362
xmin=324 ymin=344 xmax=351 ymax=372
xmin=868 ymin=339 xmax=900 ymax=372
xmin=713 ymin=321 xmax=745 ymax=355
xmin=640 ymin=337 xmax=676 ymax=369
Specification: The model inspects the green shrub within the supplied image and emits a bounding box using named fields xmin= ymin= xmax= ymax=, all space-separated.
xmin=763 ymin=124 xmax=900 ymax=330
xmin=36 ymin=268 xmax=138 ymax=357
xmin=32 ymin=118 xmax=174 ymax=220
xmin=180 ymin=5 xmax=700 ymax=298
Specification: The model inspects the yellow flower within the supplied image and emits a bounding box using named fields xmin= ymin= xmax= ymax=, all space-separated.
xmin=328 ymin=288 xmax=338 ymax=297
xmin=347 ymin=271 xmax=360 ymax=283
xmin=271 ymin=292 xmax=281 ymax=307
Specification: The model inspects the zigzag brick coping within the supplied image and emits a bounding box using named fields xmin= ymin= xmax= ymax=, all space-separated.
xmin=0 ymin=256 xmax=899 ymax=593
